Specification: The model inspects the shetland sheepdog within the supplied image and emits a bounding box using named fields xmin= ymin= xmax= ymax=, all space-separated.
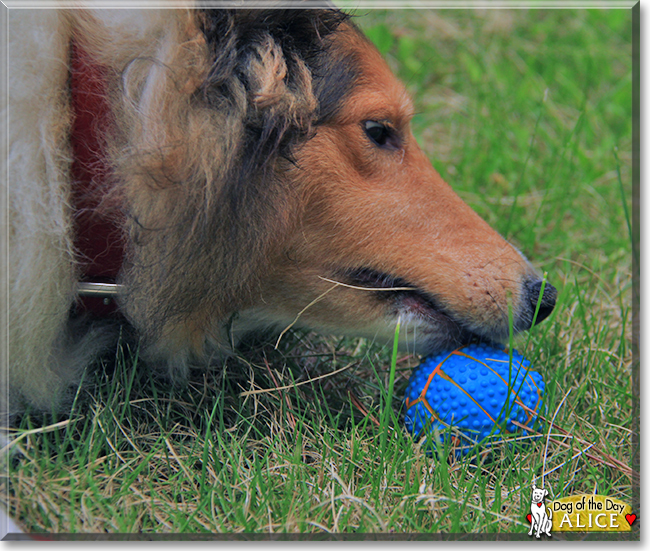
xmin=4 ymin=6 xmax=556 ymax=415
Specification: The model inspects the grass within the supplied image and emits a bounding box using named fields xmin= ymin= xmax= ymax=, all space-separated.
xmin=2 ymin=7 xmax=636 ymax=537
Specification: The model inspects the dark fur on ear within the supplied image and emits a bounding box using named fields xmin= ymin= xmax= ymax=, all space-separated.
xmin=197 ymin=9 xmax=356 ymax=170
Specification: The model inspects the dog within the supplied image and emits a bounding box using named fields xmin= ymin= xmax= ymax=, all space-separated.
xmin=528 ymin=485 xmax=553 ymax=538
xmin=4 ymin=5 xmax=557 ymax=417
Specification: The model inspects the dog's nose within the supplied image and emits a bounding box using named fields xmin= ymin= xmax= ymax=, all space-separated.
xmin=525 ymin=279 xmax=557 ymax=326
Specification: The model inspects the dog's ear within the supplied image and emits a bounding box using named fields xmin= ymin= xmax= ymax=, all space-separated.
xmin=196 ymin=8 xmax=353 ymax=169
xmin=197 ymin=9 xmax=349 ymax=114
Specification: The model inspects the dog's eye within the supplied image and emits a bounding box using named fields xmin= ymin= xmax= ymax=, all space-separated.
xmin=364 ymin=120 xmax=395 ymax=148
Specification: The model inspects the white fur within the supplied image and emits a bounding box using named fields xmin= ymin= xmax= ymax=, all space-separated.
xmin=5 ymin=10 xmax=79 ymax=414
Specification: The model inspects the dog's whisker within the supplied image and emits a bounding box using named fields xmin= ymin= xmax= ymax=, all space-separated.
xmin=318 ymin=276 xmax=414 ymax=293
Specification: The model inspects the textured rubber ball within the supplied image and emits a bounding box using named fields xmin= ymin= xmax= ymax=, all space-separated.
xmin=404 ymin=343 xmax=545 ymax=454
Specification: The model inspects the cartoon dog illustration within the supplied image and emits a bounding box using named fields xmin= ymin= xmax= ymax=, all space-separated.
xmin=528 ymin=485 xmax=553 ymax=538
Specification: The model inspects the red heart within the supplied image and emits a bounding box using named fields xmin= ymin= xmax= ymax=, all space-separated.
xmin=537 ymin=502 xmax=543 ymax=508
xmin=526 ymin=514 xmax=532 ymax=523
xmin=625 ymin=514 xmax=636 ymax=526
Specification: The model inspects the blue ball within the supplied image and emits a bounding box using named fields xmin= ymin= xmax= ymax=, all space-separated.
xmin=404 ymin=343 xmax=545 ymax=453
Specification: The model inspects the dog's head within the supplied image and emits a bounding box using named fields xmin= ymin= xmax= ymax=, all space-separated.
xmin=117 ymin=9 xmax=556 ymax=356
xmin=218 ymin=11 xmax=557 ymax=353
xmin=531 ymin=485 xmax=549 ymax=503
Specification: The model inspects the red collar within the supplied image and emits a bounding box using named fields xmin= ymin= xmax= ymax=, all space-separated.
xmin=70 ymin=41 xmax=125 ymax=316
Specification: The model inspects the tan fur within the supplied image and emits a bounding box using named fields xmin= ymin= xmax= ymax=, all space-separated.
xmin=4 ymin=8 xmax=551 ymax=417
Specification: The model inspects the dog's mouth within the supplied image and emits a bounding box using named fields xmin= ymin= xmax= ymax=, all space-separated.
xmin=341 ymin=267 xmax=489 ymax=348
xmin=338 ymin=267 xmax=513 ymax=352
xmin=343 ymin=267 xmax=439 ymax=314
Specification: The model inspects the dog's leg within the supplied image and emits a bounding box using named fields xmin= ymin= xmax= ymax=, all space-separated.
xmin=545 ymin=510 xmax=553 ymax=536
